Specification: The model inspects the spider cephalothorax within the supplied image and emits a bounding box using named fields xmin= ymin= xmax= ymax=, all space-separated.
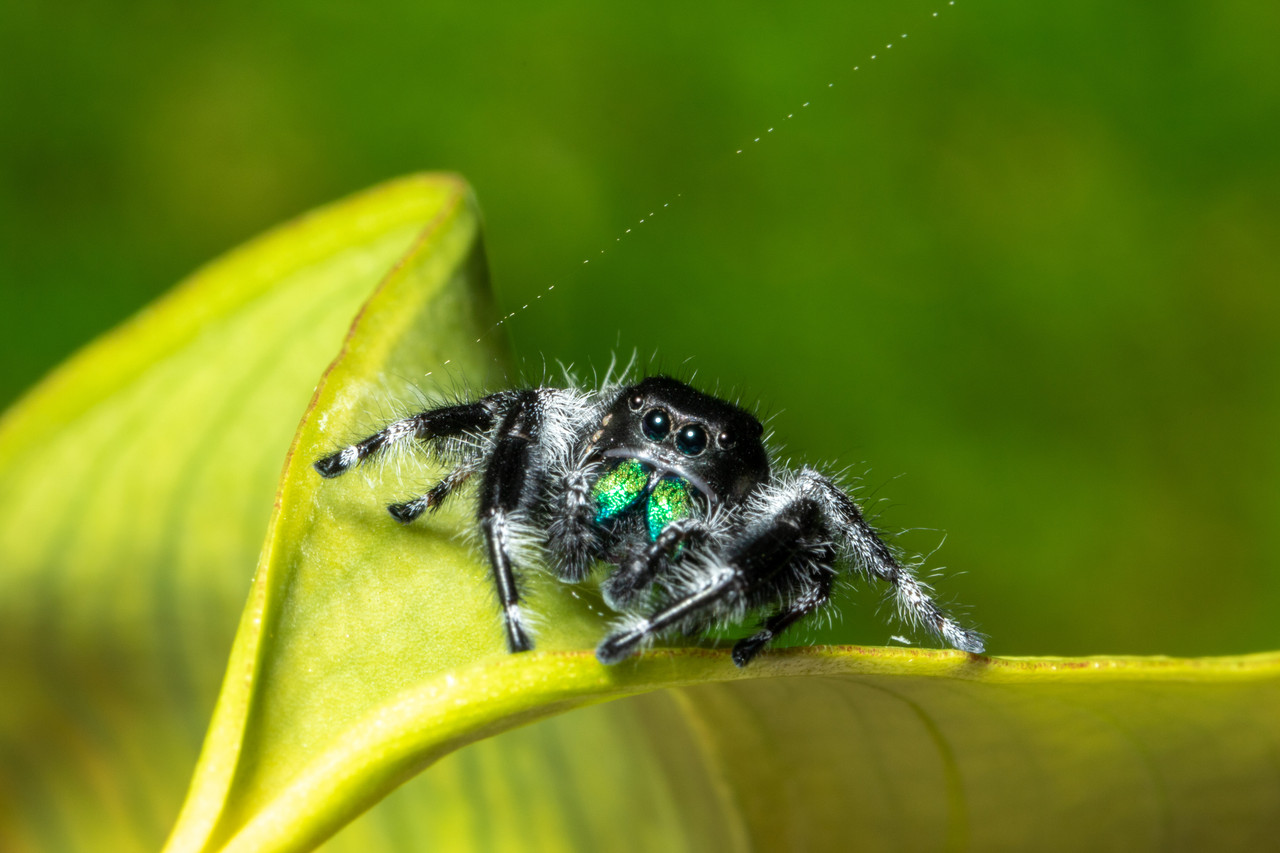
xmin=315 ymin=375 xmax=985 ymax=666
xmin=592 ymin=375 xmax=769 ymax=506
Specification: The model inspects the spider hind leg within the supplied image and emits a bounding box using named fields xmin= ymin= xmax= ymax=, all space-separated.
xmin=802 ymin=468 xmax=986 ymax=654
xmin=387 ymin=467 xmax=475 ymax=523
xmin=313 ymin=399 xmax=502 ymax=478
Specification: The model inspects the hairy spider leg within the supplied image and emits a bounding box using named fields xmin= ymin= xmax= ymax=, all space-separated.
xmin=797 ymin=468 xmax=986 ymax=655
xmin=312 ymin=396 xmax=508 ymax=479
xmin=731 ymin=553 xmax=837 ymax=667
xmin=476 ymin=390 xmax=546 ymax=653
xmin=546 ymin=460 xmax=602 ymax=583
xmin=596 ymin=569 xmax=739 ymax=665
xmin=718 ymin=496 xmax=837 ymax=666
xmin=387 ymin=466 xmax=476 ymax=523
xmin=597 ymin=497 xmax=833 ymax=665
xmin=603 ymin=517 xmax=711 ymax=610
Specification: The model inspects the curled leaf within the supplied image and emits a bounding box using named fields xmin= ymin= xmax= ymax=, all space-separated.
xmin=2 ymin=175 xmax=1277 ymax=853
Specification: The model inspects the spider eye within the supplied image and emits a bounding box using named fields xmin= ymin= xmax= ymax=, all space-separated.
xmin=641 ymin=408 xmax=671 ymax=441
xmin=628 ymin=392 xmax=644 ymax=411
xmin=717 ymin=429 xmax=735 ymax=449
xmin=676 ymin=423 xmax=709 ymax=456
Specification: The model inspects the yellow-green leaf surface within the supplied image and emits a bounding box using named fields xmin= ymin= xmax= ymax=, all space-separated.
xmin=0 ymin=173 xmax=499 ymax=851
xmin=2 ymin=176 xmax=1279 ymax=853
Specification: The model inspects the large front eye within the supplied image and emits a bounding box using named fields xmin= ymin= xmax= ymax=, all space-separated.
xmin=676 ymin=423 xmax=709 ymax=456
xmin=641 ymin=408 xmax=671 ymax=441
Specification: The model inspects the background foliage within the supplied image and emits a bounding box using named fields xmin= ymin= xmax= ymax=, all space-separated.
xmin=2 ymin=2 xmax=1277 ymax=666
xmin=3 ymin=3 xmax=1280 ymax=850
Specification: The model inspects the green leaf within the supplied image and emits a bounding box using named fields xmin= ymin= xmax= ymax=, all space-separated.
xmin=0 ymin=173 xmax=500 ymax=851
xmin=3 ymin=175 xmax=1279 ymax=853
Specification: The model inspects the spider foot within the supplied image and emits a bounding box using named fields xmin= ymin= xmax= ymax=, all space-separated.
xmin=596 ymin=625 xmax=645 ymax=665
xmin=505 ymin=608 xmax=534 ymax=654
xmin=731 ymin=632 xmax=772 ymax=667
xmin=387 ymin=499 xmax=427 ymax=523
xmin=314 ymin=447 xmax=357 ymax=478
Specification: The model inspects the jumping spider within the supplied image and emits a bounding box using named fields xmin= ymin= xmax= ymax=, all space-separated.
xmin=315 ymin=376 xmax=985 ymax=666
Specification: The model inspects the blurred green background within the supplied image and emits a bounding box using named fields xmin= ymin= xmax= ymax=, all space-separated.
xmin=1 ymin=0 xmax=1277 ymax=658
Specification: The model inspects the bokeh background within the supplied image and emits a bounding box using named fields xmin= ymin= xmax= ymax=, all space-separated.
xmin=2 ymin=0 xmax=1277 ymax=657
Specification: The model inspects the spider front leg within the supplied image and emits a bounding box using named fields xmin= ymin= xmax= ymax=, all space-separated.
xmin=596 ymin=567 xmax=741 ymax=665
xmin=597 ymin=498 xmax=829 ymax=665
xmin=546 ymin=459 xmax=603 ymax=584
xmin=475 ymin=390 xmax=550 ymax=654
xmin=602 ymin=518 xmax=711 ymax=610
xmin=732 ymin=559 xmax=836 ymax=667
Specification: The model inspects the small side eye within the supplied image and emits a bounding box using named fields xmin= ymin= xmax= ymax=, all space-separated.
xmin=628 ymin=392 xmax=644 ymax=411
xmin=676 ymin=424 xmax=709 ymax=456
xmin=717 ymin=429 xmax=736 ymax=449
xmin=641 ymin=408 xmax=671 ymax=441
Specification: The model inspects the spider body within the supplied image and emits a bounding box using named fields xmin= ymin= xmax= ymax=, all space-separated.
xmin=315 ymin=375 xmax=984 ymax=666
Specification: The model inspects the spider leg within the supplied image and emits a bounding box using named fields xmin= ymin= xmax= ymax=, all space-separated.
xmin=797 ymin=468 xmax=986 ymax=654
xmin=387 ymin=466 xmax=476 ymax=523
xmin=603 ymin=518 xmax=711 ymax=610
xmin=597 ymin=499 xmax=825 ymax=664
xmin=313 ymin=394 xmax=513 ymax=478
xmin=732 ymin=562 xmax=835 ymax=667
xmin=476 ymin=390 xmax=550 ymax=654
xmin=546 ymin=460 xmax=602 ymax=583
xmin=596 ymin=568 xmax=740 ymax=665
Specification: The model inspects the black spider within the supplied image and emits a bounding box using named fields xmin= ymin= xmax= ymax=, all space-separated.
xmin=314 ymin=375 xmax=985 ymax=666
